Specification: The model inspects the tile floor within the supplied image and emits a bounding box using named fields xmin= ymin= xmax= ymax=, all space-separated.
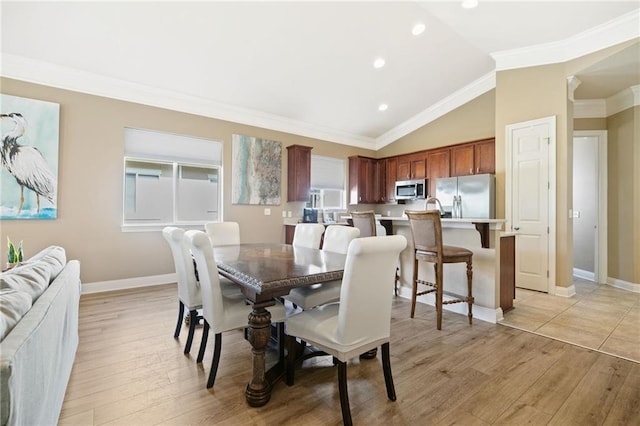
xmin=499 ymin=278 xmax=640 ymax=363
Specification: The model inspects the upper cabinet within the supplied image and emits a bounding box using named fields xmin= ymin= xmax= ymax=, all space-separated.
xmin=426 ymin=149 xmax=450 ymax=198
xmin=397 ymin=153 xmax=426 ymax=181
xmin=450 ymin=138 xmax=495 ymax=176
xmin=348 ymin=156 xmax=379 ymax=204
xmin=287 ymin=145 xmax=312 ymax=202
xmin=384 ymin=157 xmax=397 ymax=203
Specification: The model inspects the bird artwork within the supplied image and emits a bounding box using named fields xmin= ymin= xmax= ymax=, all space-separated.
xmin=1 ymin=112 xmax=57 ymax=216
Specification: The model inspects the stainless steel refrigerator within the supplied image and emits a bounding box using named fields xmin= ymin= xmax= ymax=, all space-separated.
xmin=435 ymin=174 xmax=495 ymax=219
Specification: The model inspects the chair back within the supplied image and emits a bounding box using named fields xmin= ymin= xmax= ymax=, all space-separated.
xmin=205 ymin=222 xmax=240 ymax=246
xmin=292 ymin=223 xmax=325 ymax=249
xmin=349 ymin=211 xmax=376 ymax=237
xmin=404 ymin=210 xmax=443 ymax=261
xmin=322 ymin=225 xmax=360 ymax=254
xmin=162 ymin=227 xmax=201 ymax=309
xmin=184 ymin=230 xmax=225 ymax=329
xmin=337 ymin=235 xmax=407 ymax=345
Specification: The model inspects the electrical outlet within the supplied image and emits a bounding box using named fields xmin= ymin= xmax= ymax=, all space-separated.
xmin=282 ymin=211 xmax=287 ymax=218
xmin=287 ymin=211 xmax=292 ymax=218
xmin=264 ymin=208 xmax=271 ymax=216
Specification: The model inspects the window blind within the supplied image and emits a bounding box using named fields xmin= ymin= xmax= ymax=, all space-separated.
xmin=310 ymin=155 xmax=345 ymax=190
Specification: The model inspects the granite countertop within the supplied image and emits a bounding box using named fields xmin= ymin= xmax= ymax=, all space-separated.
xmin=381 ymin=216 xmax=506 ymax=224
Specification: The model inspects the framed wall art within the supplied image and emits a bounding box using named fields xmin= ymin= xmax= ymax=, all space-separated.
xmin=232 ymin=134 xmax=281 ymax=205
xmin=1 ymin=94 xmax=60 ymax=219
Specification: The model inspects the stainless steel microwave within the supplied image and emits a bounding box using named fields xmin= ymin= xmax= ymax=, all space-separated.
xmin=395 ymin=179 xmax=426 ymax=200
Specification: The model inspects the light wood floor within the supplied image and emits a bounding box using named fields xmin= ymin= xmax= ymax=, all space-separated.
xmin=60 ymin=284 xmax=640 ymax=425
xmin=500 ymin=279 xmax=640 ymax=363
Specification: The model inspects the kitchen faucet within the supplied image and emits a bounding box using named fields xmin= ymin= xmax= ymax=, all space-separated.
xmin=426 ymin=197 xmax=445 ymax=217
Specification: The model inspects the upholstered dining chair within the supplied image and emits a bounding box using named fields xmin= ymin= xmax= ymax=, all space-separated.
xmin=292 ymin=223 xmax=326 ymax=249
xmin=404 ymin=210 xmax=474 ymax=330
xmin=283 ymin=225 xmax=360 ymax=310
xmin=205 ymin=221 xmax=240 ymax=246
xmin=162 ymin=226 xmax=204 ymax=355
xmin=163 ymin=227 xmax=242 ymax=356
xmin=185 ymin=230 xmax=287 ymax=389
xmin=285 ymin=235 xmax=407 ymax=426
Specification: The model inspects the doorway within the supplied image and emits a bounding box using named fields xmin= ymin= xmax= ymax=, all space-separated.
xmin=572 ymin=130 xmax=607 ymax=284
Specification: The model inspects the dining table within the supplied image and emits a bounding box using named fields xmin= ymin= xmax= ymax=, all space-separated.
xmin=212 ymin=242 xmax=347 ymax=407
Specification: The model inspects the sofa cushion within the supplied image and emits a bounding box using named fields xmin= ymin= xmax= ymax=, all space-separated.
xmin=0 ymin=289 xmax=32 ymax=341
xmin=0 ymin=246 xmax=66 ymax=303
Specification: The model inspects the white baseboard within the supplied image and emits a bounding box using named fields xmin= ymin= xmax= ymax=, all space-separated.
xmin=607 ymin=277 xmax=640 ymax=293
xmin=573 ymin=268 xmax=595 ymax=282
xmin=397 ymin=286 xmax=502 ymax=324
xmin=82 ymin=273 xmax=177 ymax=294
xmin=554 ymin=285 xmax=576 ymax=298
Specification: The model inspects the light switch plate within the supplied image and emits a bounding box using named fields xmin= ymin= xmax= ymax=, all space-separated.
xmin=264 ymin=208 xmax=271 ymax=216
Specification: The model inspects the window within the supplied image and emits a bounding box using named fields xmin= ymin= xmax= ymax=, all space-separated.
xmin=309 ymin=155 xmax=345 ymax=210
xmin=122 ymin=128 xmax=222 ymax=231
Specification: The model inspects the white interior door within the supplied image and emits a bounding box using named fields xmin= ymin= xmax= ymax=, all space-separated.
xmin=506 ymin=117 xmax=555 ymax=293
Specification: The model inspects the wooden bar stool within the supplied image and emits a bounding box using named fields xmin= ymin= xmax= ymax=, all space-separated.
xmin=405 ymin=210 xmax=474 ymax=330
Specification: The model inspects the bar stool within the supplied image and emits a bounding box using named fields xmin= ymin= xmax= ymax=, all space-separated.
xmin=405 ymin=210 xmax=474 ymax=330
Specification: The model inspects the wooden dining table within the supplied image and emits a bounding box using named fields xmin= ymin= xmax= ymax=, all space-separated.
xmin=212 ymin=242 xmax=346 ymax=407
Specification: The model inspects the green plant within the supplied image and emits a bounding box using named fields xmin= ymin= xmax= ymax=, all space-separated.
xmin=7 ymin=237 xmax=23 ymax=264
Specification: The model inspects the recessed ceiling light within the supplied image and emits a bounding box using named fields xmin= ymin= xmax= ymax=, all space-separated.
xmin=412 ymin=23 xmax=426 ymax=36
xmin=373 ymin=58 xmax=386 ymax=69
xmin=378 ymin=104 xmax=388 ymax=111
xmin=461 ymin=0 xmax=478 ymax=9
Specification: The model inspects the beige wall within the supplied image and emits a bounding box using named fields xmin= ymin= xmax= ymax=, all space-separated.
xmin=607 ymin=106 xmax=638 ymax=283
xmin=574 ymin=118 xmax=607 ymax=131
xmin=495 ymin=63 xmax=574 ymax=288
xmin=0 ymin=78 xmax=374 ymax=285
xmin=376 ymin=90 xmax=495 ymax=158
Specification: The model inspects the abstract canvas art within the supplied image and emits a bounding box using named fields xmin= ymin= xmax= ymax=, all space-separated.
xmin=232 ymin=134 xmax=281 ymax=205
xmin=1 ymin=94 xmax=60 ymax=219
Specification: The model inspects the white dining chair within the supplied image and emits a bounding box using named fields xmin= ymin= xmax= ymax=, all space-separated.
xmin=205 ymin=221 xmax=241 ymax=246
xmin=284 ymin=225 xmax=360 ymax=310
xmin=185 ymin=230 xmax=287 ymax=389
xmin=291 ymin=223 xmax=326 ymax=249
xmin=285 ymin=235 xmax=407 ymax=425
xmin=162 ymin=226 xmax=204 ymax=355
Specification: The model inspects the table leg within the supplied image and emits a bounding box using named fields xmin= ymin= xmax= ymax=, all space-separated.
xmin=246 ymin=305 xmax=272 ymax=407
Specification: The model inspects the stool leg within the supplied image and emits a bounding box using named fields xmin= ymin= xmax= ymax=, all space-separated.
xmin=411 ymin=258 xmax=419 ymax=318
xmin=467 ymin=259 xmax=473 ymax=324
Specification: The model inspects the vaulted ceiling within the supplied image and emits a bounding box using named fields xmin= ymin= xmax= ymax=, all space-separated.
xmin=1 ymin=1 xmax=638 ymax=150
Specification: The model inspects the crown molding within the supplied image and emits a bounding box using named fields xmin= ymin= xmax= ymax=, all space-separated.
xmin=573 ymin=99 xmax=607 ymax=118
xmin=0 ymin=53 xmax=377 ymax=150
xmin=374 ymin=71 xmax=496 ymax=150
xmin=492 ymin=9 xmax=640 ymax=71
xmin=574 ymin=85 xmax=639 ymax=118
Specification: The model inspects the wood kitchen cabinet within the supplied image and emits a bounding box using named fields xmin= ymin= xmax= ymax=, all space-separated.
xmin=450 ymin=138 xmax=495 ymax=176
xmin=426 ymin=149 xmax=450 ymax=198
xmin=348 ymin=156 xmax=378 ymax=204
xmin=287 ymin=145 xmax=312 ymax=202
xmin=397 ymin=153 xmax=426 ymax=181
xmin=384 ymin=157 xmax=397 ymax=203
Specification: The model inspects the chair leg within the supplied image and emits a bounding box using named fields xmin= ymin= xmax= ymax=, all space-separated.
xmin=381 ymin=343 xmax=396 ymax=401
xmin=285 ymin=335 xmax=295 ymax=386
xmin=337 ymin=360 xmax=353 ymax=426
xmin=277 ymin=322 xmax=285 ymax=363
xmin=197 ymin=320 xmax=210 ymax=363
xmin=410 ymin=258 xmax=419 ymax=318
xmin=184 ymin=309 xmax=198 ymax=354
xmin=466 ymin=259 xmax=473 ymax=324
xmin=174 ymin=301 xmax=185 ymax=338
xmin=206 ymin=333 xmax=222 ymax=389
xmin=436 ymin=263 xmax=443 ymax=330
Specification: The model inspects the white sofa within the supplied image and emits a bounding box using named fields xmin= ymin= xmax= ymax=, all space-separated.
xmin=0 ymin=246 xmax=80 ymax=426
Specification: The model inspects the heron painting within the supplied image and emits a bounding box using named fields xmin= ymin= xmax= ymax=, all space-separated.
xmin=0 ymin=94 xmax=59 ymax=219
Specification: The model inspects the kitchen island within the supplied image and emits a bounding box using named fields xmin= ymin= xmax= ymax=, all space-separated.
xmin=381 ymin=216 xmax=512 ymax=324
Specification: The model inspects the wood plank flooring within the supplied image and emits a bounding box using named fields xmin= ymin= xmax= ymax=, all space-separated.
xmin=60 ymin=284 xmax=640 ymax=425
